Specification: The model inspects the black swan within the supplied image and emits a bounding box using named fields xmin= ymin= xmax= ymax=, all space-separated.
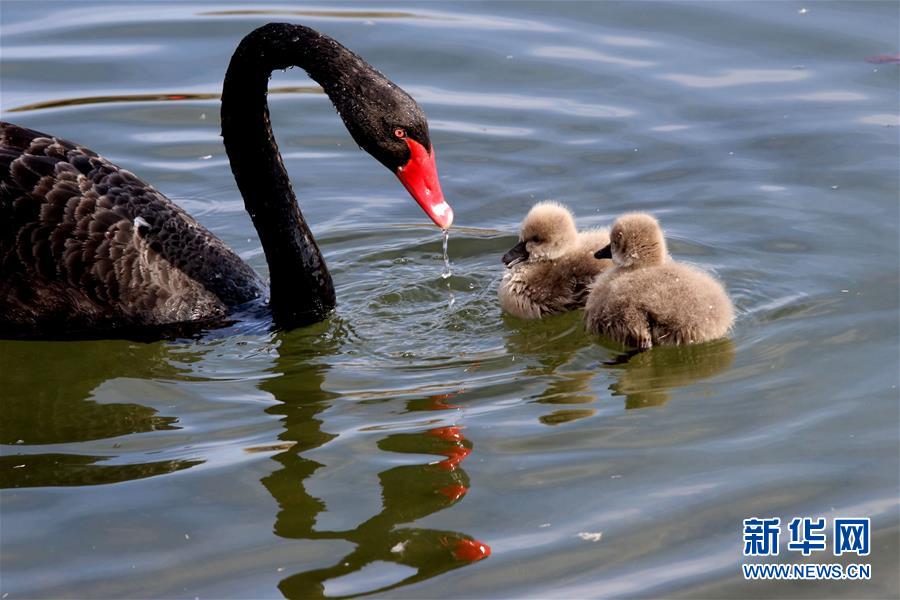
xmin=0 ymin=23 xmax=452 ymax=339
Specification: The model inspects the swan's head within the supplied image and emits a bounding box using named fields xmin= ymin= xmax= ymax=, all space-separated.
xmin=332 ymin=77 xmax=453 ymax=229
xmin=223 ymin=23 xmax=452 ymax=230
xmin=594 ymin=212 xmax=668 ymax=268
xmin=502 ymin=201 xmax=578 ymax=268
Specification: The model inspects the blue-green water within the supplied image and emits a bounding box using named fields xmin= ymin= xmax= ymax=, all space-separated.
xmin=1 ymin=2 xmax=898 ymax=598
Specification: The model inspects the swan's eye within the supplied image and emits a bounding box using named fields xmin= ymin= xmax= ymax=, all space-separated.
xmin=393 ymin=128 xmax=407 ymax=139
xmin=531 ymin=236 xmax=543 ymax=244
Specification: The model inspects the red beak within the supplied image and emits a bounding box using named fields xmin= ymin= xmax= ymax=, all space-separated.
xmin=395 ymin=138 xmax=453 ymax=229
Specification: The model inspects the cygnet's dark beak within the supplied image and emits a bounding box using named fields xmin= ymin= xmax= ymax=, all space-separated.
xmin=594 ymin=244 xmax=612 ymax=260
xmin=502 ymin=240 xmax=529 ymax=268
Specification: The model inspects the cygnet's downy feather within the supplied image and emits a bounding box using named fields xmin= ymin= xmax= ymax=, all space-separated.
xmin=499 ymin=201 xmax=612 ymax=319
xmin=584 ymin=212 xmax=734 ymax=348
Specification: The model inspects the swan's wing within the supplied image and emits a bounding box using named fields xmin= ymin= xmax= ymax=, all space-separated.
xmin=0 ymin=121 xmax=263 ymax=333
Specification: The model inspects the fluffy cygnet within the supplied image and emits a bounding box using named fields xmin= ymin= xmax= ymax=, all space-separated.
xmin=499 ymin=201 xmax=611 ymax=319
xmin=584 ymin=213 xmax=734 ymax=348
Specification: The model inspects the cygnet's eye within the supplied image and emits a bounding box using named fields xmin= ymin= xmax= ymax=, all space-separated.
xmin=531 ymin=235 xmax=544 ymax=244
xmin=393 ymin=128 xmax=407 ymax=139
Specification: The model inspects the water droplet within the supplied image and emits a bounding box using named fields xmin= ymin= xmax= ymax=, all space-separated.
xmin=441 ymin=229 xmax=452 ymax=280
xmin=441 ymin=229 xmax=455 ymax=309
xmin=798 ymin=7 xmax=808 ymax=14
xmin=830 ymin=185 xmax=839 ymax=190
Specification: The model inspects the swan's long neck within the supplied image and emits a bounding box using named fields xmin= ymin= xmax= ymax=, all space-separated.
xmin=221 ymin=24 xmax=363 ymax=328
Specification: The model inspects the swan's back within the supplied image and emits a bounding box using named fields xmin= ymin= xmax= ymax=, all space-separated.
xmin=586 ymin=262 xmax=733 ymax=347
xmin=0 ymin=121 xmax=263 ymax=337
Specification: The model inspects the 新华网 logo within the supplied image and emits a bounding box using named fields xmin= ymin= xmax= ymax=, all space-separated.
xmin=741 ymin=516 xmax=871 ymax=581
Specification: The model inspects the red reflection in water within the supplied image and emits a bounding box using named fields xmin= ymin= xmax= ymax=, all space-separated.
xmin=436 ymin=445 xmax=471 ymax=471
xmin=865 ymin=53 xmax=900 ymax=64
xmin=447 ymin=538 xmax=491 ymax=562
xmin=437 ymin=484 xmax=468 ymax=501
xmin=426 ymin=424 xmax=472 ymax=472
xmin=427 ymin=426 xmax=464 ymax=442
xmin=426 ymin=421 xmax=489 ymax=562
xmin=427 ymin=392 xmax=461 ymax=411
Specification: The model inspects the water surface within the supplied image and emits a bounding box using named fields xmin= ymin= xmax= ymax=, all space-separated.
xmin=1 ymin=2 xmax=898 ymax=598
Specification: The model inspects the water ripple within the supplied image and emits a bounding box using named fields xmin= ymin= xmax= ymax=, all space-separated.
xmin=660 ymin=68 xmax=810 ymax=88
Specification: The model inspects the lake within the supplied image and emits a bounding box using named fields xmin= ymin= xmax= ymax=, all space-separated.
xmin=1 ymin=1 xmax=898 ymax=598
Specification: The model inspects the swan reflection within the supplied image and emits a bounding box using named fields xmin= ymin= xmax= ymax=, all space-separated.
xmin=259 ymin=334 xmax=488 ymax=598
xmin=605 ymin=338 xmax=736 ymax=409
xmin=502 ymin=314 xmax=736 ymax=423
xmin=502 ymin=314 xmax=599 ymax=425
xmin=0 ymin=339 xmax=203 ymax=487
